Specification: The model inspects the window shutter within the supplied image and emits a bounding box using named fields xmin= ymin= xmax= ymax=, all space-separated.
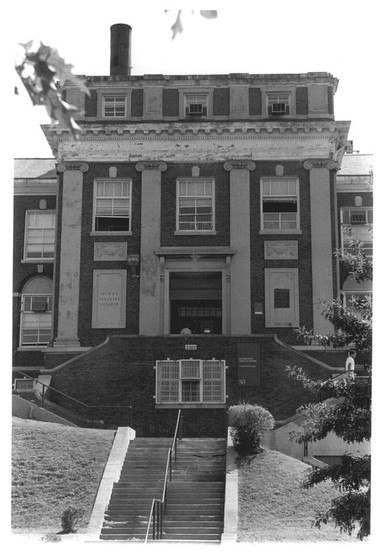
xmin=163 ymin=89 xmax=179 ymax=116
xmin=249 ymin=88 xmax=262 ymax=115
xmin=85 ymin=89 xmax=98 ymax=117
xmin=296 ymin=87 xmax=308 ymax=115
xmin=213 ymin=88 xmax=230 ymax=116
xmin=131 ymin=88 xmax=143 ymax=117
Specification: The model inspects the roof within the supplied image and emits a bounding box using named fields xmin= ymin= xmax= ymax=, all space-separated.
xmin=338 ymin=154 xmax=373 ymax=176
xmin=14 ymin=158 xmax=56 ymax=179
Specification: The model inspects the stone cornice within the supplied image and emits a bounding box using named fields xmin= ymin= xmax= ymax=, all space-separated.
xmin=43 ymin=121 xmax=350 ymax=142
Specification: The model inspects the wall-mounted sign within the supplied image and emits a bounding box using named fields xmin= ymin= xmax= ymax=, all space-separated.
xmin=94 ymin=242 xmax=127 ymax=261
xmin=185 ymin=344 xmax=197 ymax=350
xmin=92 ymin=269 xmax=126 ymax=328
xmin=127 ymin=254 xmax=140 ymax=266
xmin=237 ymin=343 xmax=261 ymax=386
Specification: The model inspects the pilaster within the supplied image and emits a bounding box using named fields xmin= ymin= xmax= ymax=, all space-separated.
xmin=54 ymin=162 xmax=89 ymax=348
xmin=304 ymin=158 xmax=338 ymax=334
xmin=136 ymin=161 xmax=167 ymax=334
xmin=224 ymin=160 xmax=256 ymax=334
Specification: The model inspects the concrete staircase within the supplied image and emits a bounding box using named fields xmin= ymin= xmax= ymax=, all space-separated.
xmin=100 ymin=437 xmax=226 ymax=542
xmin=100 ymin=437 xmax=172 ymax=541
xmin=162 ymin=438 xmax=226 ymax=542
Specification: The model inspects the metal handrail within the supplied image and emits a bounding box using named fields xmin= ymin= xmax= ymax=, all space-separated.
xmin=145 ymin=410 xmax=182 ymax=541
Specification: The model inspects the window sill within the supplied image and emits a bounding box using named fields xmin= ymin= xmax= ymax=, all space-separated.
xmin=175 ymin=231 xmax=216 ymax=236
xmin=90 ymin=231 xmax=132 ymax=236
xmin=259 ymin=230 xmax=302 ymax=235
xmin=156 ymin=403 xmax=226 ymax=409
xmin=21 ymin=259 xmax=54 ymax=264
xmin=17 ymin=346 xmax=49 ymax=351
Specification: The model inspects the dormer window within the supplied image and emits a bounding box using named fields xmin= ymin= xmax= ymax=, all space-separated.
xmin=267 ymin=93 xmax=290 ymax=116
xmin=184 ymin=94 xmax=208 ymax=117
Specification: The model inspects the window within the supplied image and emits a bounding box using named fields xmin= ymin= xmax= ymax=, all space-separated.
xmin=341 ymin=208 xmax=373 ymax=255
xmin=156 ymin=359 xmax=226 ymax=405
xmin=93 ymin=180 xmax=131 ymax=232
xmin=267 ymin=92 xmax=290 ymax=115
xmin=261 ymin=178 xmax=299 ymax=231
xmin=103 ymin=95 xmax=127 ymax=117
xmin=24 ymin=211 xmax=55 ymax=261
xmin=177 ymin=178 xmax=214 ymax=232
xmin=342 ymin=277 xmax=372 ymax=317
xmin=19 ymin=277 xmax=53 ymax=347
xmin=184 ymin=94 xmax=208 ymax=117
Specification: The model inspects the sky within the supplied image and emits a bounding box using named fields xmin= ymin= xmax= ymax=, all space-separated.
xmin=8 ymin=0 xmax=378 ymax=158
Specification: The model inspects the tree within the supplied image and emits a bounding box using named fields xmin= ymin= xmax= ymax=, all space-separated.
xmin=287 ymin=244 xmax=372 ymax=540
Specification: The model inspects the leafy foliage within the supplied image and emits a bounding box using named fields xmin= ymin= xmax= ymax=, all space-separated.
xmin=15 ymin=41 xmax=89 ymax=136
xmin=287 ymin=247 xmax=372 ymax=540
xmin=167 ymin=10 xmax=218 ymax=39
xmin=60 ymin=506 xmax=83 ymax=534
xmin=228 ymin=402 xmax=274 ymax=454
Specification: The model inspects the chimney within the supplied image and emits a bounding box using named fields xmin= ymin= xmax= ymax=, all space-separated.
xmin=110 ymin=24 xmax=132 ymax=76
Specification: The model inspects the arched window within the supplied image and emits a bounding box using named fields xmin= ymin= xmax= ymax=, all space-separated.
xmin=20 ymin=276 xmax=53 ymax=346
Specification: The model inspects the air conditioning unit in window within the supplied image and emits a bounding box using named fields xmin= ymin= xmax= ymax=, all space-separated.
xmin=351 ymin=213 xmax=366 ymax=224
xmin=186 ymin=104 xmax=207 ymax=116
xmin=271 ymin=103 xmax=287 ymax=114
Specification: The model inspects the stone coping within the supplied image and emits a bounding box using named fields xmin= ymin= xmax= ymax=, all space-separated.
xmin=221 ymin=428 xmax=239 ymax=542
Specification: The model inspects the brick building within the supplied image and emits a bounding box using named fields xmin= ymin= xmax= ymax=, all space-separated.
xmin=13 ymin=25 xmax=372 ymax=435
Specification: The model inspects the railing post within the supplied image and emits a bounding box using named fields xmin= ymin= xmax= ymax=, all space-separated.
xmin=41 ymin=383 xmax=45 ymax=408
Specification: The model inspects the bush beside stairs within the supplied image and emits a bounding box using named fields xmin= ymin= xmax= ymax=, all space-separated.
xmin=100 ymin=437 xmax=226 ymax=542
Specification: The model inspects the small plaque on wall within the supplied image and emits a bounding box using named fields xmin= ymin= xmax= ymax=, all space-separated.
xmin=92 ymin=269 xmax=127 ymax=328
xmin=94 ymin=242 xmax=128 ymax=261
xmin=237 ymin=343 xmax=261 ymax=386
xmin=264 ymin=241 xmax=298 ymax=260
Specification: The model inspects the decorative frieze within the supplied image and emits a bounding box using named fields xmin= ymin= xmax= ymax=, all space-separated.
xmin=264 ymin=241 xmax=298 ymax=260
xmin=94 ymin=242 xmax=128 ymax=261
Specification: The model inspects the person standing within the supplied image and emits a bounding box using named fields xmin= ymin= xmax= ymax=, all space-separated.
xmin=345 ymin=350 xmax=356 ymax=380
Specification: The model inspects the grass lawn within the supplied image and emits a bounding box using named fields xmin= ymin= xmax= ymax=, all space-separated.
xmin=238 ymin=448 xmax=358 ymax=542
xmin=11 ymin=417 xmax=116 ymax=535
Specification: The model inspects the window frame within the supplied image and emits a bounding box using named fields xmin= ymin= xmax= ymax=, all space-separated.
xmin=19 ymin=293 xmax=53 ymax=347
xmin=266 ymin=92 xmax=291 ymax=116
xmin=92 ymin=179 xmax=132 ymax=234
xmin=340 ymin=207 xmax=373 ymax=255
xmin=155 ymin=359 xmax=226 ymax=407
xmin=23 ymin=210 xmax=56 ymax=262
xmin=102 ymin=94 xmax=128 ymax=118
xmin=260 ymin=177 xmax=300 ymax=233
xmin=180 ymin=89 xmax=212 ymax=119
xmin=176 ymin=178 xmax=215 ymax=234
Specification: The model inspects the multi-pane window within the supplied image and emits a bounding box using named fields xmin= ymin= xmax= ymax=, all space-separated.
xmin=177 ymin=178 xmax=214 ymax=232
xmin=156 ymin=359 xmax=226 ymax=405
xmin=267 ymin=92 xmax=291 ymax=115
xmin=24 ymin=211 xmax=55 ymax=261
xmin=20 ymin=294 xmax=52 ymax=346
xmin=184 ymin=94 xmax=208 ymax=117
xmin=340 ymin=208 xmax=373 ymax=255
xmin=94 ymin=180 xmax=131 ymax=232
xmin=261 ymin=178 xmax=299 ymax=231
xmin=103 ymin=96 xmax=127 ymax=117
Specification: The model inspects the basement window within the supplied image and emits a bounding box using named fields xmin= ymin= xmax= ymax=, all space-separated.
xmin=155 ymin=359 xmax=226 ymax=406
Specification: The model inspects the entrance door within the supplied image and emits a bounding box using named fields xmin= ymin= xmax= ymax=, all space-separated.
xmin=170 ymin=272 xmax=222 ymax=334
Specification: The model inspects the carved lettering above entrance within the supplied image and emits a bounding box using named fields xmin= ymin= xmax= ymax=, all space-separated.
xmin=264 ymin=241 xmax=298 ymax=260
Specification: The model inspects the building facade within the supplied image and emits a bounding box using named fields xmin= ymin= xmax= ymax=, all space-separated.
xmin=13 ymin=25 xmax=372 ymax=434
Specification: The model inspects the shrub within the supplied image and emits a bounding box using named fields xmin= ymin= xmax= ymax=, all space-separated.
xmin=60 ymin=507 xmax=82 ymax=534
xmin=228 ymin=402 xmax=274 ymax=454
